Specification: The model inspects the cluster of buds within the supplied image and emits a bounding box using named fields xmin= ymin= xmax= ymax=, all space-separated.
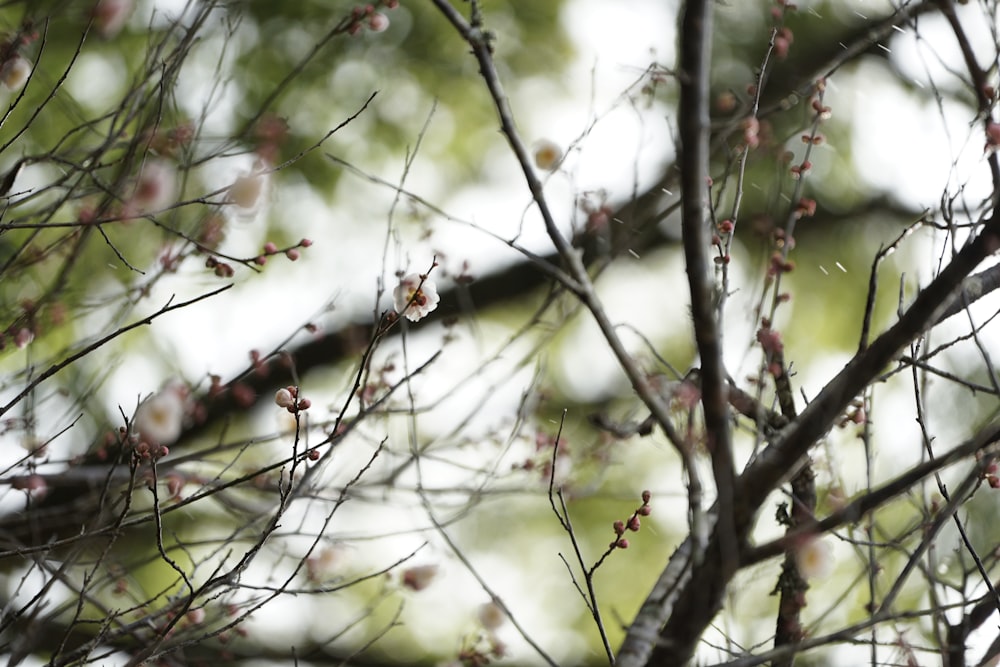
xmin=756 ymin=318 xmax=784 ymax=356
xmin=274 ymin=385 xmax=311 ymax=413
xmin=810 ymin=96 xmax=832 ymax=121
xmin=712 ymin=218 xmax=735 ymax=265
xmin=205 ymin=255 xmax=235 ymax=278
xmin=793 ymin=197 xmax=816 ymax=219
xmin=610 ymin=490 xmax=652 ymax=549
xmin=347 ymin=2 xmax=397 ymax=35
xmin=133 ymin=440 xmax=170 ymax=461
xmin=255 ymin=238 xmax=312 ymax=266
xmin=788 ymin=159 xmax=811 ymax=180
xmin=768 ymin=251 xmax=795 ymax=277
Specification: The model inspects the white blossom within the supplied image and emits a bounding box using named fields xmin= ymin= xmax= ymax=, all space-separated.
xmin=478 ymin=601 xmax=506 ymax=630
xmin=134 ymin=387 xmax=185 ymax=445
xmin=228 ymin=173 xmax=264 ymax=209
xmin=796 ymin=536 xmax=833 ymax=579
xmin=393 ymin=273 xmax=439 ymax=322
xmin=0 ymin=56 xmax=31 ymax=92
xmin=532 ymin=139 xmax=562 ymax=171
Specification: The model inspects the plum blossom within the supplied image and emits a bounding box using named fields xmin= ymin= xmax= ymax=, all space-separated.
xmin=0 ymin=55 xmax=31 ymax=91
xmin=795 ymin=536 xmax=833 ymax=579
xmin=228 ymin=173 xmax=264 ymax=209
xmin=226 ymin=161 xmax=271 ymax=217
xmin=274 ymin=387 xmax=295 ymax=409
xmin=134 ymin=386 xmax=185 ymax=445
xmin=393 ymin=273 xmax=439 ymax=322
xmin=532 ymin=139 xmax=562 ymax=171
xmin=478 ymin=601 xmax=506 ymax=631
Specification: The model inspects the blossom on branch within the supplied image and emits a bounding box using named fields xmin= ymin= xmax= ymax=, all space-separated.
xmin=532 ymin=139 xmax=562 ymax=171
xmin=393 ymin=273 xmax=439 ymax=322
xmin=795 ymin=536 xmax=833 ymax=579
xmin=134 ymin=385 xmax=186 ymax=445
xmin=0 ymin=55 xmax=31 ymax=91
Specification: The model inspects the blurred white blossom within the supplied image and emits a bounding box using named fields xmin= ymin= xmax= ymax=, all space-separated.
xmin=134 ymin=386 xmax=185 ymax=445
xmin=796 ymin=536 xmax=833 ymax=580
xmin=532 ymin=139 xmax=562 ymax=171
xmin=478 ymin=601 xmax=506 ymax=631
xmin=0 ymin=55 xmax=31 ymax=91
